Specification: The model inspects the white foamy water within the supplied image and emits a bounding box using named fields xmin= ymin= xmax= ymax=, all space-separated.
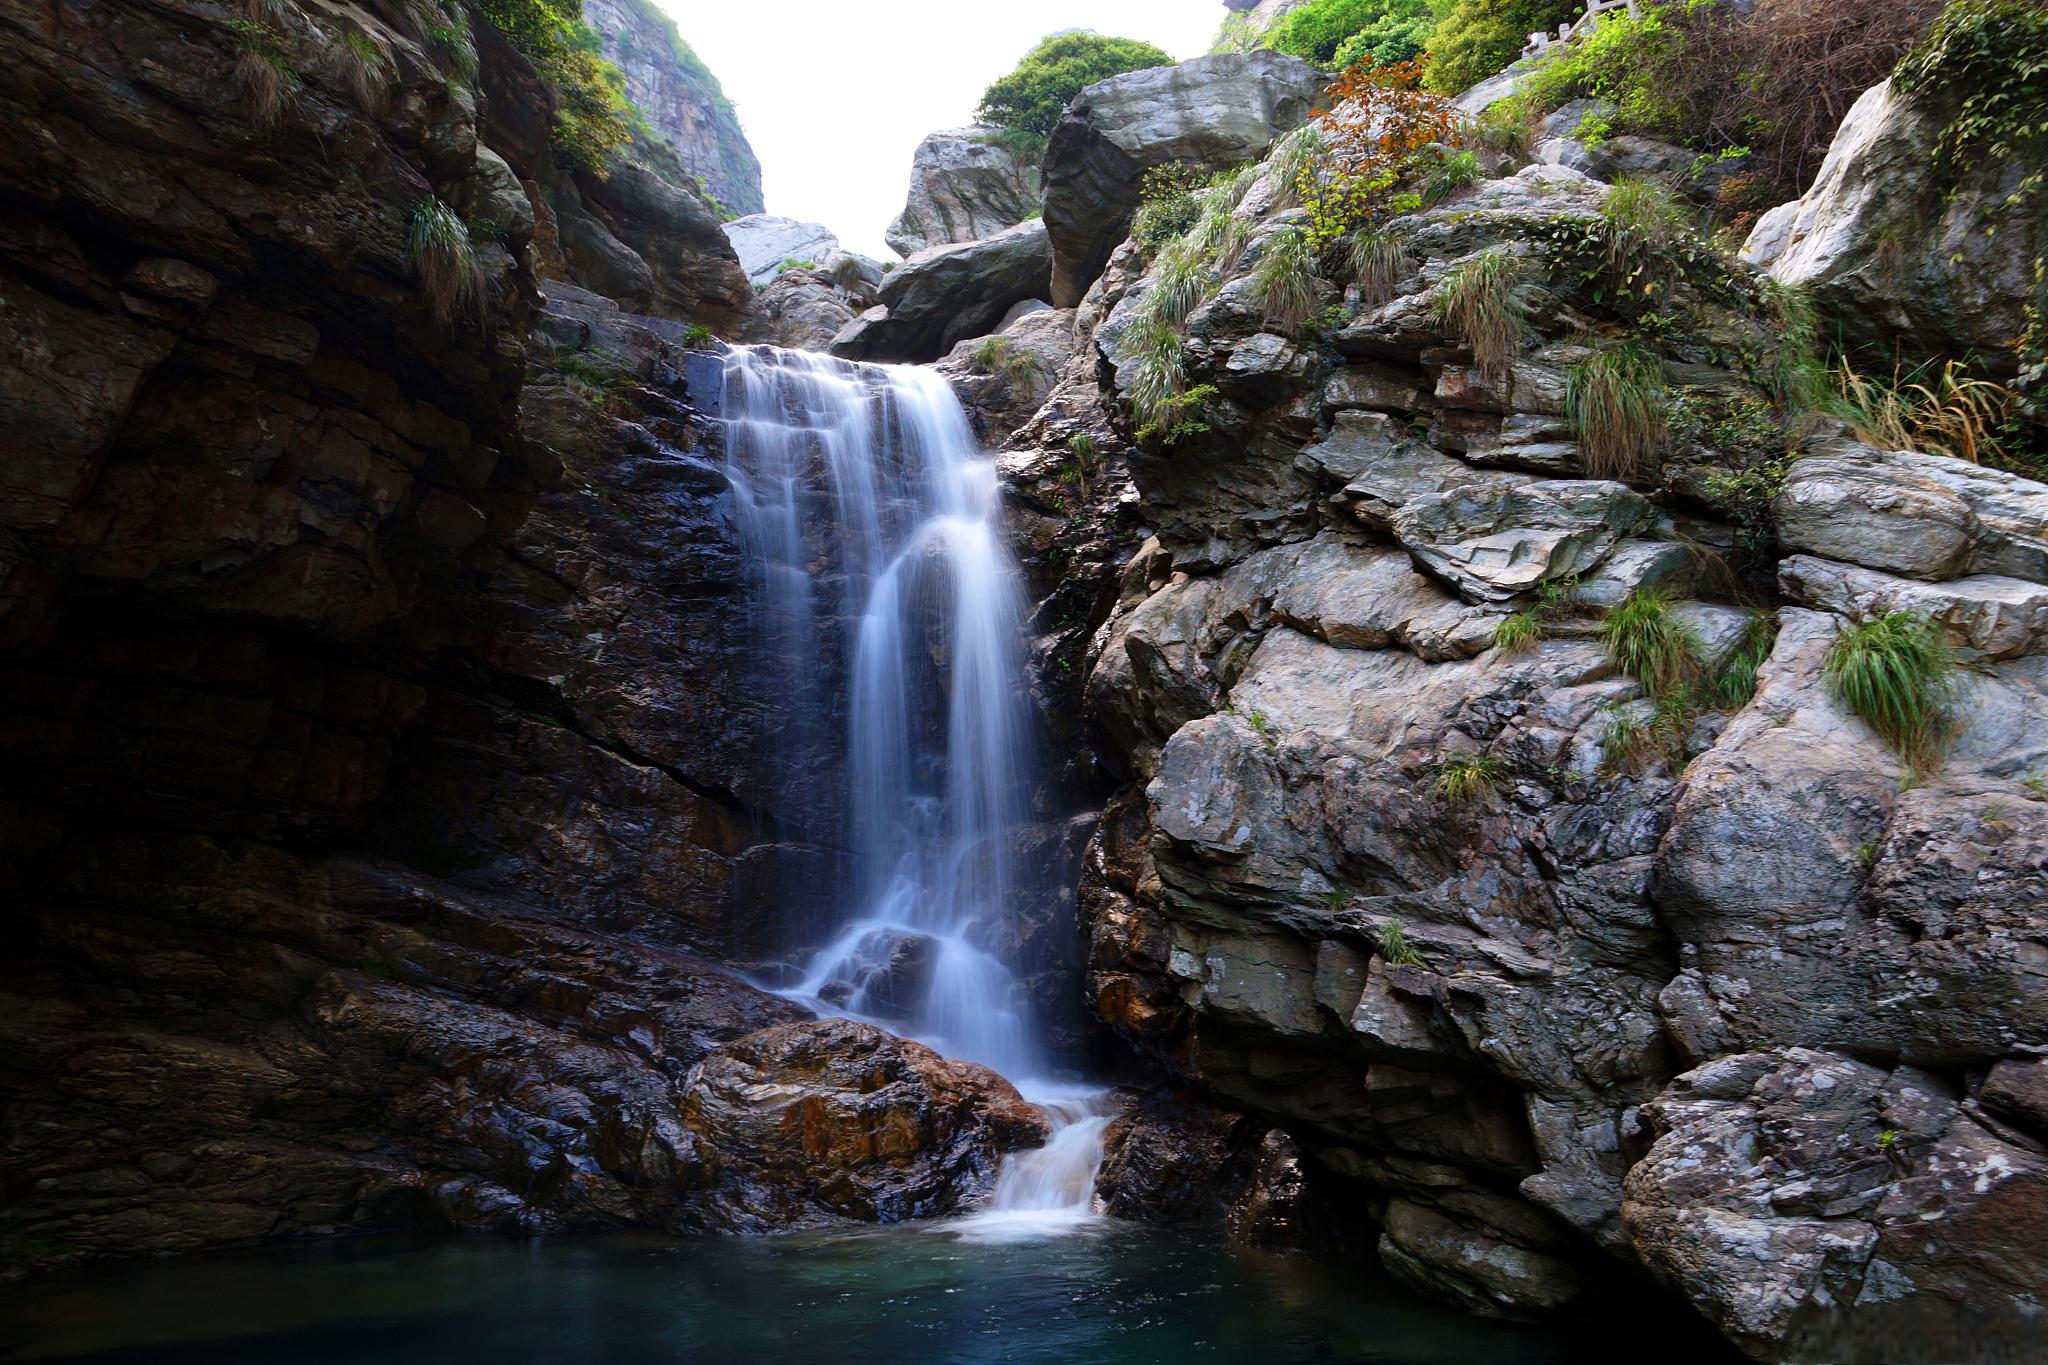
xmin=719 ymin=346 xmax=1109 ymax=1231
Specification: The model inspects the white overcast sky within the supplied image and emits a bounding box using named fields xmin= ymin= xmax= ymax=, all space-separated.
xmin=661 ymin=0 xmax=1225 ymax=258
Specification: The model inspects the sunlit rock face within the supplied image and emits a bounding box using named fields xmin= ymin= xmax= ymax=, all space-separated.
xmin=886 ymin=125 xmax=1043 ymax=259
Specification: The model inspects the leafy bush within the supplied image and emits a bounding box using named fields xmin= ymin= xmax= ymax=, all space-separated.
xmin=1824 ymin=611 xmax=1956 ymax=764
xmin=1428 ymin=247 xmax=1525 ymax=384
xmin=1267 ymin=0 xmax=1434 ymax=67
xmin=407 ymin=198 xmax=482 ymax=324
xmin=1435 ymin=752 xmax=1506 ymax=804
xmin=1600 ymin=585 xmax=1702 ymax=699
xmin=976 ymin=32 xmax=1173 ymax=137
xmin=471 ymin=0 xmax=634 ymax=172
xmin=1252 ymin=228 xmax=1320 ymax=329
xmin=1137 ymin=384 xmax=1220 ymax=447
xmin=1424 ymin=0 xmax=1581 ymax=95
xmin=681 ymin=323 xmax=714 ymax=348
xmin=1132 ymin=165 xmax=1209 ymax=257
xmin=1291 ymin=59 xmax=1458 ymax=245
xmin=1500 ymin=0 xmax=1940 ymax=209
xmin=1567 ymin=339 xmax=1667 ymax=480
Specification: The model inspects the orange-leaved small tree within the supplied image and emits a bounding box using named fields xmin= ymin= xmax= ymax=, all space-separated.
xmin=1292 ymin=59 xmax=1462 ymax=248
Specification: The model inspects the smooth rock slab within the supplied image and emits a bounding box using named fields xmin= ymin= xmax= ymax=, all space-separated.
xmin=1779 ymin=553 xmax=2048 ymax=659
xmin=885 ymin=125 xmax=1041 ymax=258
xmin=1391 ymin=479 xmax=1656 ymax=603
xmin=830 ymin=219 xmax=1053 ymax=364
xmin=721 ymin=214 xmax=840 ymax=288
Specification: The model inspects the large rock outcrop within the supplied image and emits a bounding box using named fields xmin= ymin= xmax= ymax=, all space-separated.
xmin=886 ymin=125 xmax=1043 ymax=258
xmin=975 ymin=101 xmax=2048 ymax=1361
xmin=721 ymin=213 xmax=841 ymax=288
xmin=830 ymin=219 xmax=1053 ymax=364
xmin=1041 ymin=52 xmax=1324 ymax=306
xmin=1743 ymin=77 xmax=2045 ymax=378
xmin=584 ymin=0 xmax=765 ymax=216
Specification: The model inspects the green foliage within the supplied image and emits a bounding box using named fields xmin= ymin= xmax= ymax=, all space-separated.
xmin=1132 ymin=165 xmax=1209 ymax=257
xmin=681 ymin=323 xmax=714 ymax=348
xmin=1823 ymin=611 xmax=1957 ymax=765
xmin=1758 ymin=278 xmax=1826 ymax=410
xmin=1268 ymin=121 xmax=1326 ymax=213
xmin=1536 ymin=573 xmax=1583 ymax=619
xmin=1566 ymin=339 xmax=1667 ymax=481
xmin=1424 ymin=0 xmax=1581 ymax=95
xmin=1699 ymin=449 xmax=1791 ymax=565
xmin=1290 ymin=60 xmax=1455 ymax=244
xmin=1599 ymin=176 xmax=1689 ymax=292
xmin=976 ymin=32 xmax=1173 ymax=137
xmin=1428 ymin=247 xmax=1525 ymax=385
xmin=1892 ymin=0 xmax=2048 ymax=178
xmin=971 ymin=334 xmax=1046 ymax=388
xmin=1493 ymin=609 xmax=1541 ymax=654
xmin=470 ymin=0 xmax=633 ymax=172
xmin=227 ymin=18 xmax=293 ymax=127
xmin=1251 ymin=228 xmax=1319 ymax=329
xmin=1342 ymin=227 xmax=1411 ymax=305
xmin=407 ymin=198 xmax=482 ymax=324
xmin=1598 ymin=693 xmax=1695 ymax=775
xmin=1419 ymin=149 xmax=1484 ymax=206
xmin=1435 ymin=752 xmax=1506 ymax=804
xmin=1710 ymin=612 xmax=1777 ymax=709
xmin=553 ymin=353 xmax=618 ymax=389
xmin=1136 ymin=384 xmax=1219 ymax=447
xmin=1600 ymin=585 xmax=1703 ymax=699
xmin=1267 ymin=0 xmax=1434 ymax=67
xmin=1378 ymin=917 xmax=1425 ymax=967
xmin=333 ymin=27 xmax=392 ymax=115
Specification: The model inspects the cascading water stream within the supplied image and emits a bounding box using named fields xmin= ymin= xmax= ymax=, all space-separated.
xmin=718 ymin=345 xmax=1110 ymax=1233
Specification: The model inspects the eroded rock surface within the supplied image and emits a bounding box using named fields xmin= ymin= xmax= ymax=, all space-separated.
xmin=831 ymin=220 xmax=1053 ymax=364
xmin=887 ymin=126 xmax=1042 ymax=258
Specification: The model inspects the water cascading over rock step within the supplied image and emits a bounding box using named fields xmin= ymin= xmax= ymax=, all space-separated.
xmin=717 ymin=347 xmax=1110 ymax=1226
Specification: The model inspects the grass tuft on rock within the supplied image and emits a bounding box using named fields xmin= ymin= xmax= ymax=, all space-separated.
xmin=1599 ymin=586 xmax=1702 ymax=700
xmin=334 ymin=27 xmax=393 ymax=115
xmin=1377 ymin=917 xmax=1424 ymax=967
xmin=1429 ymin=248 xmax=1525 ymax=386
xmin=1341 ymin=228 xmax=1409 ymax=307
xmin=1823 ymin=611 xmax=1956 ymax=765
xmin=970 ymin=334 xmax=1044 ymax=388
xmin=1420 ymin=150 xmax=1484 ymax=207
xmin=1567 ymin=340 xmax=1668 ymax=481
xmin=1492 ymin=610 xmax=1541 ymax=655
xmin=407 ymin=198 xmax=482 ymax=325
xmin=1251 ymin=228 xmax=1318 ymax=330
xmin=1434 ymin=752 xmax=1505 ymax=805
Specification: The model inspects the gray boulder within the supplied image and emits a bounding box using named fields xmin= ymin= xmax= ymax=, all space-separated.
xmin=1042 ymin=52 xmax=1324 ymax=306
xmin=721 ymin=214 xmax=840 ymax=288
xmin=886 ymin=126 xmax=1042 ymax=258
xmin=1391 ymin=479 xmax=1658 ymax=603
xmin=829 ymin=219 xmax=1052 ymax=364
xmin=1743 ymin=78 xmax=2046 ymax=378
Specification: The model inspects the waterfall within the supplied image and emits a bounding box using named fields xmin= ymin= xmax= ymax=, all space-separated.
xmin=717 ymin=345 xmax=1108 ymax=1230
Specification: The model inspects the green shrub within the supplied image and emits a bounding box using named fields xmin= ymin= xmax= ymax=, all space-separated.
xmin=1493 ymin=609 xmax=1541 ymax=654
xmin=1891 ymin=0 xmax=2047 ymax=182
xmin=1377 ymin=917 xmax=1425 ymax=966
xmin=1267 ymin=0 xmax=1434 ymax=67
xmin=681 ymin=322 xmax=714 ymax=348
xmin=1251 ymin=228 xmax=1319 ymax=329
xmin=407 ymin=198 xmax=482 ymax=324
xmin=1267 ymin=121 xmax=1326 ymax=212
xmin=1419 ymin=149 xmax=1484 ymax=206
xmin=976 ymin=32 xmax=1173 ymax=136
xmin=1428 ymin=247 xmax=1525 ymax=385
xmin=1342 ymin=227 xmax=1410 ymax=305
xmin=1424 ymin=0 xmax=1581 ymax=95
xmin=1598 ymin=176 xmax=1689 ymax=289
xmin=470 ymin=0 xmax=634 ymax=172
xmin=1136 ymin=384 xmax=1218 ymax=447
xmin=1566 ymin=339 xmax=1667 ymax=481
xmin=1600 ymin=585 xmax=1702 ymax=699
xmin=1131 ymin=165 xmax=1207 ymax=257
xmin=1435 ymin=752 xmax=1506 ymax=804
xmin=1823 ymin=611 xmax=1956 ymax=764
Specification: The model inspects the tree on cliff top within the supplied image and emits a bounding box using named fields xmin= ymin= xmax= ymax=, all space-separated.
xmin=976 ymin=33 xmax=1174 ymax=138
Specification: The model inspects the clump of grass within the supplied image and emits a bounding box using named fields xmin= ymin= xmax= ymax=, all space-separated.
xmin=1758 ymin=277 xmax=1825 ymax=410
xmin=1251 ymin=228 xmax=1317 ymax=330
xmin=1377 ymin=917 xmax=1424 ymax=968
xmin=1428 ymin=248 xmax=1525 ymax=386
xmin=1823 ymin=611 xmax=1956 ymax=765
xmin=1599 ymin=176 xmax=1689 ymax=284
xmin=1829 ymin=358 xmax=2020 ymax=467
xmin=1185 ymin=182 xmax=1254 ymax=274
xmin=682 ymin=322 xmax=714 ymax=348
xmin=1493 ymin=610 xmax=1541 ymax=655
xmin=1566 ymin=340 xmax=1668 ymax=482
xmin=1710 ymin=613 xmax=1777 ymax=709
xmin=1126 ymin=310 xmax=1191 ymax=434
xmin=1341 ymin=228 xmax=1409 ymax=307
xmin=1434 ymin=752 xmax=1506 ymax=805
xmin=407 ymin=198 xmax=482 ymax=325
xmin=1599 ymin=586 xmax=1703 ymax=699
xmin=1598 ymin=693 xmax=1697 ymax=776
xmin=333 ymin=27 xmax=392 ymax=115
xmin=827 ymin=255 xmax=869 ymax=291
xmin=971 ymin=334 xmax=1045 ymax=388
xmin=554 ymin=354 xmax=618 ymax=391
xmin=1420 ymin=150 xmax=1484 ymax=206
xmin=1268 ymin=122 xmax=1325 ymax=209
xmin=1463 ymin=106 xmax=1530 ymax=157
xmin=1536 ymin=574 xmax=1584 ymax=619
xmin=228 ymin=19 xmax=293 ymax=128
